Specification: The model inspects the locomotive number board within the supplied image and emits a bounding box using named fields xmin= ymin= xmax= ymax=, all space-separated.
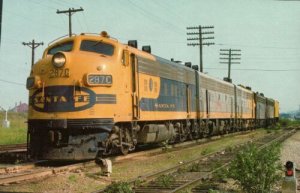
xmin=87 ymin=74 xmax=112 ymax=85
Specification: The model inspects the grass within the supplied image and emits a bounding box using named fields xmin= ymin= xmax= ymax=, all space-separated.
xmin=68 ymin=174 xmax=78 ymax=183
xmin=0 ymin=112 xmax=27 ymax=145
xmin=111 ymin=129 xmax=268 ymax=181
xmin=279 ymin=118 xmax=300 ymax=127
xmin=155 ymin=174 xmax=175 ymax=188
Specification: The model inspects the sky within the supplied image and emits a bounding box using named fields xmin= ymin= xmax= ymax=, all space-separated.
xmin=0 ymin=0 xmax=299 ymax=112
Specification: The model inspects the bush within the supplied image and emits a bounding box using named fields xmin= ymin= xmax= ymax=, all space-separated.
xmin=227 ymin=143 xmax=281 ymax=193
xmin=104 ymin=181 xmax=133 ymax=193
xmin=155 ymin=174 xmax=175 ymax=188
xmin=279 ymin=118 xmax=300 ymax=127
xmin=201 ymin=147 xmax=212 ymax=155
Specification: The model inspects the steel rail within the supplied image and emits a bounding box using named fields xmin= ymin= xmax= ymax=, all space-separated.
xmin=0 ymin=143 xmax=27 ymax=153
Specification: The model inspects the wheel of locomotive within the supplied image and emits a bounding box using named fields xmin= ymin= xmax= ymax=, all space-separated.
xmin=208 ymin=121 xmax=215 ymax=136
xmin=190 ymin=122 xmax=200 ymax=140
xmin=202 ymin=121 xmax=210 ymax=138
xmin=119 ymin=126 xmax=133 ymax=155
xmin=174 ymin=122 xmax=186 ymax=142
xmin=224 ymin=121 xmax=230 ymax=134
xmin=180 ymin=124 xmax=190 ymax=142
xmin=120 ymin=145 xmax=129 ymax=155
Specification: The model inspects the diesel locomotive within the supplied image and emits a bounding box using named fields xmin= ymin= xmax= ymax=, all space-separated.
xmin=26 ymin=31 xmax=279 ymax=160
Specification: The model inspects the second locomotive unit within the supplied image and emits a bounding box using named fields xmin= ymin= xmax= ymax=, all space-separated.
xmin=26 ymin=31 xmax=279 ymax=160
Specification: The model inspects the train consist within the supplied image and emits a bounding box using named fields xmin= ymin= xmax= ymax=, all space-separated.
xmin=26 ymin=32 xmax=279 ymax=160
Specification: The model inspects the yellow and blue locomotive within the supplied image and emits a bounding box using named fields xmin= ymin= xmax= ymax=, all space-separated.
xmin=26 ymin=32 xmax=279 ymax=160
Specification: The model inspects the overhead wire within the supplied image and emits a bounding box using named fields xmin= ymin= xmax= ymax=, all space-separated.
xmin=126 ymin=0 xmax=186 ymax=35
xmin=205 ymin=67 xmax=300 ymax=72
xmin=0 ymin=79 xmax=25 ymax=86
xmin=216 ymin=43 xmax=300 ymax=50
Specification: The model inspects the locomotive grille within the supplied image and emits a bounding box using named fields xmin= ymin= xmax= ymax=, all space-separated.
xmin=28 ymin=118 xmax=114 ymax=131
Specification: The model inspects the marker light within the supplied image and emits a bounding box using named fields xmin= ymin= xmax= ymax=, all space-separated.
xmin=52 ymin=52 xmax=66 ymax=68
xmin=26 ymin=76 xmax=41 ymax=90
xmin=26 ymin=77 xmax=35 ymax=89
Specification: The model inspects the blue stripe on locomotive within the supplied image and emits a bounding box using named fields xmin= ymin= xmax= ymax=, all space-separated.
xmin=140 ymin=77 xmax=196 ymax=112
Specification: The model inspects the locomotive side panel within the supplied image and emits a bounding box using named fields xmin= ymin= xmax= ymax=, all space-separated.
xmin=236 ymin=86 xmax=254 ymax=119
xmin=254 ymin=93 xmax=266 ymax=127
xmin=255 ymin=94 xmax=266 ymax=119
xmin=274 ymin=100 xmax=279 ymax=119
xmin=266 ymin=98 xmax=275 ymax=119
xmin=137 ymin=56 xmax=197 ymax=121
xmin=199 ymin=74 xmax=235 ymax=119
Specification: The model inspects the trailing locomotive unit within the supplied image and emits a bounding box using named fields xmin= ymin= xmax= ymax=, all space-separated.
xmin=27 ymin=32 xmax=279 ymax=160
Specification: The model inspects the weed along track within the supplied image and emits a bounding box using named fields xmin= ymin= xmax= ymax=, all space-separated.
xmin=97 ymin=129 xmax=295 ymax=193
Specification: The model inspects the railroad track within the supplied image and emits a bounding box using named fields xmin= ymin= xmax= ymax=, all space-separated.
xmin=0 ymin=160 xmax=97 ymax=185
xmin=0 ymin=129 xmax=292 ymax=186
xmin=96 ymin=129 xmax=296 ymax=193
xmin=0 ymin=143 xmax=27 ymax=153
xmin=0 ymin=130 xmax=255 ymax=185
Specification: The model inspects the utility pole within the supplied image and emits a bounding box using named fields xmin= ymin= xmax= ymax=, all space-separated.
xmin=22 ymin=40 xmax=44 ymax=67
xmin=56 ymin=7 xmax=84 ymax=37
xmin=0 ymin=0 xmax=3 ymax=46
xmin=219 ymin=49 xmax=241 ymax=83
xmin=187 ymin=25 xmax=214 ymax=72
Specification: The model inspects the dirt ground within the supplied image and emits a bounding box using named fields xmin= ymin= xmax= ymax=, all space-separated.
xmin=0 ymin=129 xmax=270 ymax=193
xmin=281 ymin=131 xmax=300 ymax=169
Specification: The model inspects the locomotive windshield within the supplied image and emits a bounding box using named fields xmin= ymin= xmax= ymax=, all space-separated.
xmin=47 ymin=41 xmax=73 ymax=55
xmin=80 ymin=40 xmax=114 ymax=56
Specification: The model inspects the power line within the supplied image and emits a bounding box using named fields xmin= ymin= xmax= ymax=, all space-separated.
xmin=216 ymin=43 xmax=300 ymax=50
xmin=81 ymin=12 xmax=90 ymax=32
xmin=126 ymin=0 xmax=185 ymax=35
xmin=29 ymin=0 xmax=57 ymax=10
xmin=0 ymin=78 xmax=25 ymax=86
xmin=206 ymin=67 xmax=300 ymax=72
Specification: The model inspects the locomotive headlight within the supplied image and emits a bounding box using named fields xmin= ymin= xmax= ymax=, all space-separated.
xmin=52 ymin=52 xmax=66 ymax=68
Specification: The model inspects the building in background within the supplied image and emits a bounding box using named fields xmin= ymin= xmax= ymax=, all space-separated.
xmin=9 ymin=101 xmax=28 ymax=113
